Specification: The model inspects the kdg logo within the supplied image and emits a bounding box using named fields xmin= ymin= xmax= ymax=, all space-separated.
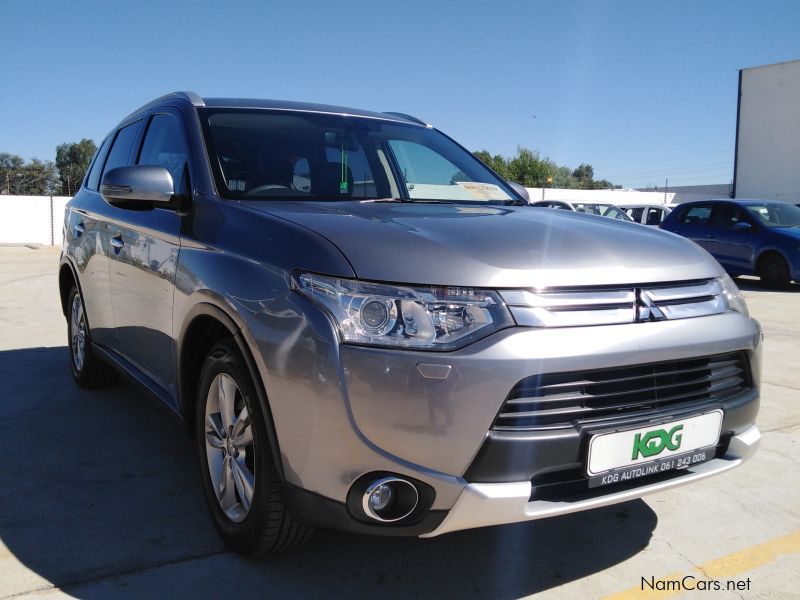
xmin=631 ymin=425 xmax=683 ymax=459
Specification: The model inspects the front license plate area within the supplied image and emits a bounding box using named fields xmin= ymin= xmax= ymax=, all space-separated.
xmin=586 ymin=410 xmax=723 ymax=489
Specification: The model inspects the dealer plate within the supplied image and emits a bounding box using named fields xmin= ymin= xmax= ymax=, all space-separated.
xmin=586 ymin=410 xmax=723 ymax=488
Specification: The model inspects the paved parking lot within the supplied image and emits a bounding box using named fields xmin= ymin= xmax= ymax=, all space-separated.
xmin=1 ymin=245 xmax=798 ymax=599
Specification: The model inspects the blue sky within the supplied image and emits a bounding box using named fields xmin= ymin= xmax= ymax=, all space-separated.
xmin=1 ymin=0 xmax=799 ymax=188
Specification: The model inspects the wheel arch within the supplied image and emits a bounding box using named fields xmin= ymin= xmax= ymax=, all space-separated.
xmin=58 ymin=260 xmax=79 ymax=317
xmin=177 ymin=302 xmax=286 ymax=481
xmin=755 ymin=248 xmax=789 ymax=268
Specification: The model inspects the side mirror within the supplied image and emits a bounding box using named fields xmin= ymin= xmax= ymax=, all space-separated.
xmin=507 ymin=181 xmax=530 ymax=203
xmin=101 ymin=166 xmax=176 ymax=208
xmin=733 ymin=221 xmax=752 ymax=231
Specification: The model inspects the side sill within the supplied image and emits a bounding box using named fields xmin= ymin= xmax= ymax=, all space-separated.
xmin=91 ymin=342 xmax=184 ymax=421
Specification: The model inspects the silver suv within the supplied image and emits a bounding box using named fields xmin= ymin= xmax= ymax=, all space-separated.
xmin=60 ymin=92 xmax=762 ymax=555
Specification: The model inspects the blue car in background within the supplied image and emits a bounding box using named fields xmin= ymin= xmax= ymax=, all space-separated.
xmin=660 ymin=199 xmax=800 ymax=288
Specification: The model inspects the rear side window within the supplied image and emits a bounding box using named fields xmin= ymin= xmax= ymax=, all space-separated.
xmin=137 ymin=114 xmax=189 ymax=192
xmin=626 ymin=207 xmax=645 ymax=222
xmin=85 ymin=136 xmax=112 ymax=191
xmin=101 ymin=121 xmax=141 ymax=180
xmin=714 ymin=204 xmax=746 ymax=228
xmin=679 ymin=205 xmax=712 ymax=225
xmin=645 ymin=208 xmax=666 ymax=225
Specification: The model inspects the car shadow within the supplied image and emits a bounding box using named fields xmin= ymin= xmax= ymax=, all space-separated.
xmin=734 ymin=276 xmax=800 ymax=293
xmin=0 ymin=346 xmax=657 ymax=599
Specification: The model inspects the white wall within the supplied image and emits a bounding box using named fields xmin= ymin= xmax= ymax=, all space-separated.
xmin=0 ymin=196 xmax=70 ymax=246
xmin=525 ymin=187 xmax=673 ymax=206
xmin=735 ymin=59 xmax=800 ymax=203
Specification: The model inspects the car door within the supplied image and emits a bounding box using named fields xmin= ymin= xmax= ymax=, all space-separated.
xmin=107 ymin=109 xmax=187 ymax=399
xmin=705 ymin=203 xmax=759 ymax=275
xmin=668 ymin=203 xmax=716 ymax=251
xmin=65 ymin=136 xmax=115 ymax=347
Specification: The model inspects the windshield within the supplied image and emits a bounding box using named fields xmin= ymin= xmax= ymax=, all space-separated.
xmin=744 ymin=203 xmax=800 ymax=227
xmin=572 ymin=203 xmax=633 ymax=221
xmin=199 ymin=108 xmax=517 ymax=203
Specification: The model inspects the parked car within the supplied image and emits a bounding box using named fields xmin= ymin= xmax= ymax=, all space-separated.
xmin=660 ymin=199 xmax=800 ymax=287
xmin=623 ymin=204 xmax=671 ymax=226
xmin=531 ymin=200 xmax=634 ymax=222
xmin=60 ymin=92 xmax=762 ymax=556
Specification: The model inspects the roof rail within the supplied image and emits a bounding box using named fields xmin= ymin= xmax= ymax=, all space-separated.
xmin=383 ymin=111 xmax=432 ymax=127
xmin=120 ymin=91 xmax=205 ymax=123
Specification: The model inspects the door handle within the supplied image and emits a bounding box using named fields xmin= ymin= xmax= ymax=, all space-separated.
xmin=74 ymin=222 xmax=85 ymax=237
xmin=704 ymin=234 xmax=715 ymax=239
xmin=110 ymin=235 xmax=124 ymax=250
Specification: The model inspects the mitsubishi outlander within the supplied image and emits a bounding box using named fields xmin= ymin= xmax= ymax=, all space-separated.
xmin=59 ymin=92 xmax=762 ymax=555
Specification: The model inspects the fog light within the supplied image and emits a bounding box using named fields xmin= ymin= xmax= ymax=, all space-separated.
xmin=368 ymin=483 xmax=393 ymax=512
xmin=362 ymin=477 xmax=419 ymax=522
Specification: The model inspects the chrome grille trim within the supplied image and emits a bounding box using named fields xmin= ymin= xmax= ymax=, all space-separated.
xmin=500 ymin=278 xmax=727 ymax=328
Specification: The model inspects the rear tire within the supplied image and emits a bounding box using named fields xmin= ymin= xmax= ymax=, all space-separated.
xmin=196 ymin=338 xmax=313 ymax=555
xmin=67 ymin=284 xmax=116 ymax=388
xmin=758 ymin=253 xmax=791 ymax=289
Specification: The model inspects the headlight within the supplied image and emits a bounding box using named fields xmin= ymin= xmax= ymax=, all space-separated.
xmin=294 ymin=273 xmax=513 ymax=350
xmin=719 ymin=273 xmax=749 ymax=317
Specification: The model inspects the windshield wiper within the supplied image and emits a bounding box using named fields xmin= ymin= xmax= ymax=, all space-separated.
xmin=360 ymin=198 xmax=447 ymax=204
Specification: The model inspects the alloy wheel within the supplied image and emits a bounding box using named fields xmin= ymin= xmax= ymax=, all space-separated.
xmin=204 ymin=373 xmax=255 ymax=523
xmin=70 ymin=294 xmax=87 ymax=372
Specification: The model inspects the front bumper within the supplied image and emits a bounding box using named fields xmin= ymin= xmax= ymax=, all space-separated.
xmin=421 ymin=424 xmax=760 ymax=537
xmin=243 ymin=291 xmax=762 ymax=531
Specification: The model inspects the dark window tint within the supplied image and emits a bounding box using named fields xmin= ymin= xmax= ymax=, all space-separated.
xmin=101 ymin=121 xmax=141 ymax=180
xmin=715 ymin=204 xmax=747 ymax=228
xmin=626 ymin=207 xmax=645 ymax=222
xmin=200 ymin=109 xmax=514 ymax=201
xmin=138 ymin=114 xmax=189 ymax=191
xmin=85 ymin=136 xmax=112 ymax=191
xmin=645 ymin=208 xmax=666 ymax=225
xmin=679 ymin=205 xmax=712 ymax=225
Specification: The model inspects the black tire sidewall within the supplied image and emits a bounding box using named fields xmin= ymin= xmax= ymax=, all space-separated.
xmin=760 ymin=255 xmax=790 ymax=288
xmin=195 ymin=338 xmax=273 ymax=553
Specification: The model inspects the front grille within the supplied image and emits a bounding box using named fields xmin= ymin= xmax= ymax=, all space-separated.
xmin=493 ymin=352 xmax=749 ymax=431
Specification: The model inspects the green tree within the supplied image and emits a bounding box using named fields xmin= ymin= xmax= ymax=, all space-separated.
xmin=473 ymin=150 xmax=510 ymax=179
xmin=572 ymin=163 xmax=594 ymax=186
xmin=55 ymin=138 xmax=97 ymax=196
xmin=17 ymin=159 xmax=60 ymax=195
xmin=0 ymin=152 xmax=25 ymax=194
xmin=507 ymin=147 xmax=552 ymax=187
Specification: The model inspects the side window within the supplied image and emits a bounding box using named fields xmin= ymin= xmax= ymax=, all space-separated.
xmin=388 ymin=140 xmax=487 ymax=200
xmin=626 ymin=207 xmax=645 ymax=222
xmin=715 ymin=204 xmax=746 ymax=228
xmin=137 ymin=113 xmax=190 ymax=191
xmin=101 ymin=121 xmax=141 ymax=180
xmin=85 ymin=136 xmax=112 ymax=191
xmin=645 ymin=208 xmax=665 ymax=225
xmin=292 ymin=157 xmax=311 ymax=192
xmin=679 ymin=205 xmax=712 ymax=225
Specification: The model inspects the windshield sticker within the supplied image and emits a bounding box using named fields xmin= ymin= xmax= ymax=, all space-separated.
xmin=455 ymin=182 xmax=510 ymax=200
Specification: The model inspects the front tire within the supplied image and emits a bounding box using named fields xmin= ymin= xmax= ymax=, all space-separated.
xmin=196 ymin=338 xmax=313 ymax=555
xmin=67 ymin=284 xmax=116 ymax=388
xmin=758 ymin=253 xmax=791 ymax=289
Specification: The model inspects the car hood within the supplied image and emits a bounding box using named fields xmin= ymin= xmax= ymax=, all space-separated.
xmin=241 ymin=201 xmax=722 ymax=288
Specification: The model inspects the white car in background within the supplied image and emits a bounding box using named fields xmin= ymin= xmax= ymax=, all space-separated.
xmin=530 ymin=200 xmax=634 ymax=222
xmin=623 ymin=205 xmax=672 ymax=226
